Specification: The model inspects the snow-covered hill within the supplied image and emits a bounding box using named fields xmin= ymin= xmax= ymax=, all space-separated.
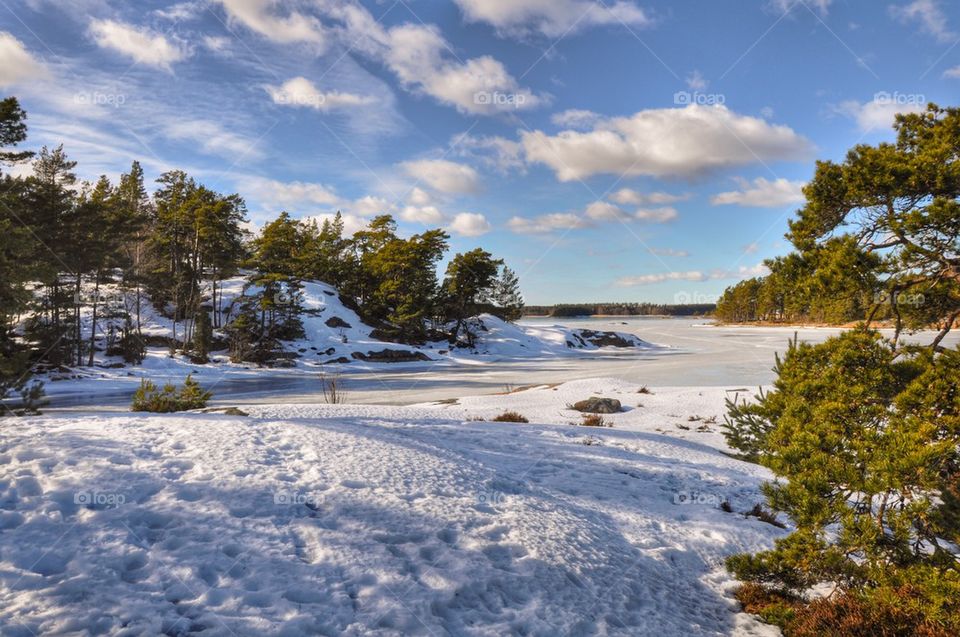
xmin=0 ymin=380 xmax=783 ymax=636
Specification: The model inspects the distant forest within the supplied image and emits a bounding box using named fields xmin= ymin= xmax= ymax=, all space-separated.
xmin=522 ymin=303 xmax=715 ymax=317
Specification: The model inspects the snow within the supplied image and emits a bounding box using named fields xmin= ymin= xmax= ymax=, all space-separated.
xmin=32 ymin=277 xmax=661 ymax=403
xmin=0 ymin=380 xmax=784 ymax=636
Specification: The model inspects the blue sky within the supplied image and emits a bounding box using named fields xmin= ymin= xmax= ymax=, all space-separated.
xmin=1 ymin=0 xmax=958 ymax=304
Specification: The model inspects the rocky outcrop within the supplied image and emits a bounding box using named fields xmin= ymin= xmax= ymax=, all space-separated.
xmin=351 ymin=349 xmax=432 ymax=363
xmin=571 ymin=397 xmax=622 ymax=414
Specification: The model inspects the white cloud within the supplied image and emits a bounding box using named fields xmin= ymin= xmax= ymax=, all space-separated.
xmin=550 ymin=109 xmax=601 ymax=130
xmin=449 ymin=212 xmax=491 ymax=236
xmin=202 ymin=36 xmax=232 ymax=55
xmin=610 ymin=188 xmax=690 ymax=205
xmin=943 ymin=66 xmax=960 ymax=79
xmin=584 ymin=200 xmax=628 ymax=221
xmin=767 ymin=0 xmax=832 ymax=15
xmin=165 ymin=120 xmax=260 ymax=159
xmin=649 ymin=248 xmax=690 ymax=257
xmin=215 ymin=0 xmax=325 ymax=45
xmin=890 ymin=0 xmax=955 ymax=43
xmin=742 ymin=242 xmax=760 ymax=254
xmin=326 ymin=5 xmax=542 ymax=115
xmin=453 ymin=0 xmax=651 ymax=38
xmin=400 ymin=205 xmax=445 ymax=224
xmin=634 ymin=207 xmax=678 ymax=222
xmin=710 ymin=177 xmax=806 ymax=207
xmin=0 ymin=32 xmax=46 ymax=88
xmin=88 ymin=19 xmax=191 ymax=69
xmin=454 ymin=134 xmax=525 ymax=175
xmin=385 ymin=24 xmax=543 ymax=115
xmin=616 ymin=263 xmax=769 ymax=286
xmin=154 ymin=1 xmax=204 ymax=21
xmin=402 ymin=159 xmax=480 ymax=194
xmin=507 ymin=213 xmax=590 ymax=234
xmin=407 ymin=187 xmax=433 ymax=206
xmin=835 ymin=96 xmax=926 ymax=132
xmin=686 ymin=70 xmax=707 ymax=90
xmin=304 ymin=212 xmax=368 ymax=236
xmin=347 ymin=195 xmax=391 ymax=216
xmin=522 ymin=105 xmax=812 ymax=181
xmin=266 ymin=77 xmax=375 ymax=111
xmin=584 ymin=201 xmax=677 ymax=223
xmin=244 ymin=177 xmax=340 ymax=210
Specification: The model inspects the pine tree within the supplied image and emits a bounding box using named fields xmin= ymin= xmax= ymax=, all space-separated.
xmin=492 ymin=266 xmax=524 ymax=321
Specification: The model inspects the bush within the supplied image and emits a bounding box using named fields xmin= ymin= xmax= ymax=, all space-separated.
xmin=131 ymin=374 xmax=212 ymax=412
xmin=580 ymin=414 xmax=610 ymax=427
xmin=725 ymin=329 xmax=960 ymax=634
xmin=491 ymin=411 xmax=528 ymax=423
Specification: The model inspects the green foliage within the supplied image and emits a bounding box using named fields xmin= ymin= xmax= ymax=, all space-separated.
xmin=191 ymin=310 xmax=213 ymax=363
xmin=130 ymin=374 xmax=212 ymax=412
xmin=726 ymin=330 xmax=960 ymax=631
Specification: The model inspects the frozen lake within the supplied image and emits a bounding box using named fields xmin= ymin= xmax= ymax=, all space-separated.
xmin=40 ymin=318 xmax=959 ymax=411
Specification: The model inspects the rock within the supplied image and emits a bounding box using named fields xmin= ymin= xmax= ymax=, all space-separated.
xmin=575 ymin=329 xmax=638 ymax=348
xmin=351 ymin=349 xmax=431 ymax=363
xmin=325 ymin=316 xmax=351 ymax=328
xmin=572 ymin=397 xmax=622 ymax=414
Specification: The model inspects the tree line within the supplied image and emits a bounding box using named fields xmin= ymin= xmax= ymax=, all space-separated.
xmin=0 ymin=95 xmax=522 ymax=409
xmin=524 ymin=302 xmax=715 ymax=317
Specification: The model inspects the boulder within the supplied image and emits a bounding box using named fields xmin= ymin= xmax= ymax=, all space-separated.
xmin=325 ymin=316 xmax=351 ymax=328
xmin=351 ymin=349 xmax=431 ymax=363
xmin=572 ymin=397 xmax=622 ymax=414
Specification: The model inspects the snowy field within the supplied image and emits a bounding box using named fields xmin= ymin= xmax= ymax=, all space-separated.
xmin=0 ymin=379 xmax=786 ymax=636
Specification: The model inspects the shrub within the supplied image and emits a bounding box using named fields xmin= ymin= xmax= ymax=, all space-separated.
xmin=580 ymin=414 xmax=610 ymax=427
xmin=491 ymin=411 xmax=528 ymax=423
xmin=131 ymin=374 xmax=212 ymax=412
xmin=725 ymin=329 xmax=960 ymax=634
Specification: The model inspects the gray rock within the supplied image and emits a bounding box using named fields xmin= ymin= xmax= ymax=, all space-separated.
xmin=572 ymin=397 xmax=622 ymax=414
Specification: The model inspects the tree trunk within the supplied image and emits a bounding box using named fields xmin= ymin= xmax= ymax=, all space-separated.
xmin=88 ymin=272 xmax=100 ymax=366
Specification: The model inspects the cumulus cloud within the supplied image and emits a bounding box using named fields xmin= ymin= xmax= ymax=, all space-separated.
xmin=266 ymin=77 xmax=375 ymax=111
xmin=835 ymin=95 xmax=926 ymax=132
xmin=685 ymin=70 xmax=707 ymax=90
xmin=407 ymin=187 xmax=433 ymax=206
xmin=634 ymin=207 xmax=678 ymax=222
xmin=610 ymin=188 xmax=690 ymax=205
xmin=522 ymin=105 xmax=811 ymax=181
xmin=507 ymin=213 xmax=590 ymax=234
xmin=584 ymin=200 xmax=628 ymax=221
xmin=88 ymin=19 xmax=191 ymax=69
xmin=944 ymin=66 xmax=960 ymax=79
xmin=449 ymin=212 xmax=491 ymax=236
xmin=402 ymin=159 xmax=480 ymax=194
xmin=215 ymin=0 xmax=325 ymax=45
xmin=550 ymin=109 xmax=601 ymax=130
xmin=400 ymin=205 xmax=445 ymax=224
xmin=890 ymin=0 xmax=955 ymax=43
xmin=616 ymin=263 xmax=769 ymax=286
xmin=326 ymin=4 xmax=543 ymax=115
xmin=244 ymin=177 xmax=340 ymax=209
xmin=710 ymin=177 xmax=806 ymax=207
xmin=584 ymin=200 xmax=677 ymax=223
xmin=347 ymin=195 xmax=391 ymax=216
xmin=453 ymin=0 xmax=651 ymax=38
xmin=0 ymin=32 xmax=46 ymax=88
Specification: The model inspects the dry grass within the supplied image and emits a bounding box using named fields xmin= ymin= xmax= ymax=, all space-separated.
xmin=491 ymin=411 xmax=529 ymax=423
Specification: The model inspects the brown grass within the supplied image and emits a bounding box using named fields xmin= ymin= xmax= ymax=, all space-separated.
xmin=491 ymin=411 xmax=529 ymax=423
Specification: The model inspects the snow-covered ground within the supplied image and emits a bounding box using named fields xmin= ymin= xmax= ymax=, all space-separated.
xmin=0 ymin=379 xmax=784 ymax=636
xmin=33 ymin=277 xmax=661 ymax=407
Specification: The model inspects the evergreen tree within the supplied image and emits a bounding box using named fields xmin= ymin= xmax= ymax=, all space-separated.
xmin=491 ymin=265 xmax=524 ymax=321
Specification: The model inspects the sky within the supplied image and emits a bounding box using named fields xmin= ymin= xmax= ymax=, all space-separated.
xmin=1 ymin=0 xmax=958 ymax=305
